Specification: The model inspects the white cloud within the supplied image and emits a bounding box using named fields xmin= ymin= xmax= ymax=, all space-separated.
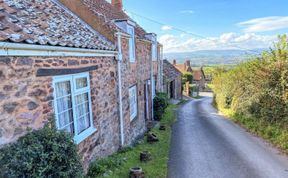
xmin=161 ymin=25 xmax=173 ymax=31
xmin=159 ymin=33 xmax=279 ymax=53
xmin=180 ymin=10 xmax=195 ymax=14
xmin=238 ymin=16 xmax=288 ymax=32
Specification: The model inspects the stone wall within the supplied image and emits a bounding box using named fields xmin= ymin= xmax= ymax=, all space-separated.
xmin=0 ymin=56 xmax=120 ymax=170
xmin=0 ymin=39 xmax=161 ymax=173
xmin=175 ymin=75 xmax=183 ymax=99
xmin=119 ymin=38 xmax=152 ymax=145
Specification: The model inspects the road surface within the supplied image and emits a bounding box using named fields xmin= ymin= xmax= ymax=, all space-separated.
xmin=168 ymin=93 xmax=288 ymax=178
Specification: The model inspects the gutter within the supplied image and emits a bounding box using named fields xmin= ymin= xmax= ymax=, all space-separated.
xmin=116 ymin=33 xmax=125 ymax=146
xmin=160 ymin=46 xmax=164 ymax=92
xmin=0 ymin=42 xmax=117 ymax=57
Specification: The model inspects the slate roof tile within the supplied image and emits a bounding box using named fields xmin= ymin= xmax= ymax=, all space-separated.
xmin=0 ymin=0 xmax=115 ymax=50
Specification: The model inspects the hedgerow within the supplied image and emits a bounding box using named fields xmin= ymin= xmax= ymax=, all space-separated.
xmin=212 ymin=35 xmax=288 ymax=152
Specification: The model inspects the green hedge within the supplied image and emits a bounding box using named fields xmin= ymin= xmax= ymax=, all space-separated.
xmin=0 ymin=126 xmax=83 ymax=178
xmin=212 ymin=35 xmax=288 ymax=153
xmin=153 ymin=92 xmax=169 ymax=121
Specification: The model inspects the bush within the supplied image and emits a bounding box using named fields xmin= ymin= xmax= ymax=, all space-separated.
xmin=182 ymin=73 xmax=193 ymax=84
xmin=0 ymin=126 xmax=83 ymax=178
xmin=189 ymin=85 xmax=199 ymax=97
xmin=87 ymin=155 xmax=125 ymax=177
xmin=212 ymin=35 xmax=288 ymax=125
xmin=153 ymin=92 xmax=169 ymax=121
xmin=211 ymin=35 xmax=288 ymax=153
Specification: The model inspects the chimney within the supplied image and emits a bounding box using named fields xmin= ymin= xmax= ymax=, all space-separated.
xmin=112 ymin=0 xmax=123 ymax=11
xmin=173 ymin=59 xmax=176 ymax=65
xmin=186 ymin=60 xmax=191 ymax=67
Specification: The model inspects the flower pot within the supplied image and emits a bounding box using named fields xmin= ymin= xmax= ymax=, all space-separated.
xmin=140 ymin=151 xmax=152 ymax=162
xmin=129 ymin=167 xmax=145 ymax=178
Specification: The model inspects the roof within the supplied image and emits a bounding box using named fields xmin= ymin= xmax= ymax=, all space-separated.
xmin=174 ymin=64 xmax=193 ymax=74
xmin=82 ymin=0 xmax=148 ymax=39
xmin=163 ymin=60 xmax=182 ymax=81
xmin=193 ymin=70 xmax=205 ymax=81
xmin=0 ymin=0 xmax=115 ymax=50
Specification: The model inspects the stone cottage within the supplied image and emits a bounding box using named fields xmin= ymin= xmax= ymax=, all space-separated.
xmin=193 ymin=68 xmax=206 ymax=91
xmin=58 ymin=0 xmax=163 ymax=142
xmin=173 ymin=59 xmax=193 ymax=73
xmin=0 ymin=0 xmax=162 ymax=170
xmin=173 ymin=59 xmax=207 ymax=92
xmin=163 ymin=60 xmax=182 ymax=99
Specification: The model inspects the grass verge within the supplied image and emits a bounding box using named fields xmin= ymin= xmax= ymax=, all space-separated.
xmin=218 ymin=106 xmax=288 ymax=154
xmin=87 ymin=104 xmax=178 ymax=178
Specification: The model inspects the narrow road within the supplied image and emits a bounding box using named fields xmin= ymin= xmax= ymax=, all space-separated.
xmin=168 ymin=93 xmax=288 ymax=178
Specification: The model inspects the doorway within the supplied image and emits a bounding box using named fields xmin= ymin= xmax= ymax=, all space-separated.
xmin=144 ymin=80 xmax=151 ymax=120
xmin=169 ymin=81 xmax=175 ymax=99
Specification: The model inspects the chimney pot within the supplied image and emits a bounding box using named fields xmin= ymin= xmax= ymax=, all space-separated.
xmin=186 ymin=60 xmax=191 ymax=67
xmin=112 ymin=0 xmax=123 ymax=11
xmin=173 ymin=59 xmax=176 ymax=65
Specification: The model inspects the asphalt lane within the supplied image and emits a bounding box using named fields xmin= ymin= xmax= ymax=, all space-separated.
xmin=168 ymin=93 xmax=288 ymax=178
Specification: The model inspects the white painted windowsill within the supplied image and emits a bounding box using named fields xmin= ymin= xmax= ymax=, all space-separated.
xmin=74 ymin=127 xmax=97 ymax=144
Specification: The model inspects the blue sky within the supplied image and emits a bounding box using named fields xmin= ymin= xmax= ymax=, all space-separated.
xmin=121 ymin=0 xmax=288 ymax=53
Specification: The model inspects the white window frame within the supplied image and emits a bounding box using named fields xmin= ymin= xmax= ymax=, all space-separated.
xmin=129 ymin=85 xmax=138 ymax=121
xmin=152 ymin=76 xmax=156 ymax=98
xmin=127 ymin=25 xmax=136 ymax=63
xmin=53 ymin=72 xmax=96 ymax=144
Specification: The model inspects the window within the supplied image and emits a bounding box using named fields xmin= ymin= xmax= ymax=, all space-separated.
xmin=152 ymin=42 xmax=157 ymax=61
xmin=152 ymin=76 xmax=156 ymax=98
xmin=129 ymin=85 xmax=138 ymax=120
xmin=53 ymin=73 xmax=96 ymax=144
xmin=127 ymin=25 xmax=136 ymax=62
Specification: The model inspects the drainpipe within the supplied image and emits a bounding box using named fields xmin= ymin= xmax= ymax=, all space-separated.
xmin=160 ymin=46 xmax=164 ymax=92
xmin=116 ymin=33 xmax=125 ymax=146
xmin=151 ymin=43 xmax=154 ymax=120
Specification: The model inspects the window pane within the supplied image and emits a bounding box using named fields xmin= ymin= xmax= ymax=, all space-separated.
xmin=76 ymin=102 xmax=89 ymax=118
xmin=76 ymin=77 xmax=88 ymax=89
xmin=75 ymin=93 xmax=89 ymax=104
xmin=58 ymin=110 xmax=74 ymax=134
xmin=55 ymin=81 xmax=71 ymax=97
xmin=56 ymin=96 xmax=72 ymax=113
xmin=77 ymin=114 xmax=90 ymax=134
xmin=129 ymin=86 xmax=137 ymax=119
xmin=62 ymin=123 xmax=74 ymax=134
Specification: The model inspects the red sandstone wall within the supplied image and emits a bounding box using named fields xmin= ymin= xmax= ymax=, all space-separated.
xmin=0 ymin=56 xmax=119 ymax=170
xmin=119 ymin=38 xmax=152 ymax=145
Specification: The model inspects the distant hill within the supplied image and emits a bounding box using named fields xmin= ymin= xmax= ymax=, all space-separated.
xmin=164 ymin=49 xmax=266 ymax=66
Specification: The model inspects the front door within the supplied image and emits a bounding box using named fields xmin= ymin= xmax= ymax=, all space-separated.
xmin=144 ymin=80 xmax=151 ymax=120
xmin=170 ymin=81 xmax=175 ymax=99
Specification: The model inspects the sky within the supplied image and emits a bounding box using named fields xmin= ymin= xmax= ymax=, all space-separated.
xmin=119 ymin=0 xmax=288 ymax=53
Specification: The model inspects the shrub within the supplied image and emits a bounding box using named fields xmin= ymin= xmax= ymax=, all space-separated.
xmin=87 ymin=155 xmax=125 ymax=177
xmin=0 ymin=126 xmax=83 ymax=178
xmin=182 ymin=73 xmax=193 ymax=84
xmin=211 ymin=35 xmax=288 ymax=152
xmin=153 ymin=92 xmax=169 ymax=121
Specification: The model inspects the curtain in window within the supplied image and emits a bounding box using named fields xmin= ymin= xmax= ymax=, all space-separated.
xmin=76 ymin=77 xmax=88 ymax=89
xmin=55 ymin=81 xmax=74 ymax=134
xmin=129 ymin=86 xmax=137 ymax=119
xmin=75 ymin=92 xmax=90 ymax=134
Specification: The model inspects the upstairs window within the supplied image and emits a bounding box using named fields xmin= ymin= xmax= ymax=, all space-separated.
xmin=127 ymin=25 xmax=136 ymax=62
xmin=152 ymin=42 xmax=157 ymax=61
xmin=129 ymin=85 xmax=138 ymax=121
xmin=53 ymin=73 xmax=96 ymax=144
